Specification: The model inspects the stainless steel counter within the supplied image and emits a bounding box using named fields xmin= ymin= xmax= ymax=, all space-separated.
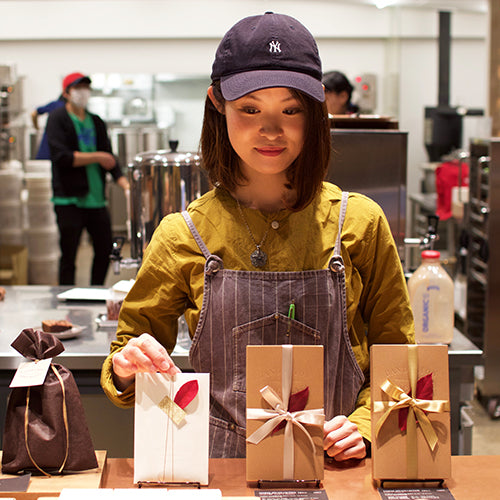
xmin=0 ymin=285 xmax=190 ymax=371
xmin=0 ymin=285 xmax=190 ymax=454
xmin=448 ymin=327 xmax=483 ymax=454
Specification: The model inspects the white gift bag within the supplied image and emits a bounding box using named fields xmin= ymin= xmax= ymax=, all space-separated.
xmin=134 ymin=372 xmax=210 ymax=485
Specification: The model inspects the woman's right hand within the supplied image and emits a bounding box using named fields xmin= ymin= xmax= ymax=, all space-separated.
xmin=112 ymin=333 xmax=181 ymax=391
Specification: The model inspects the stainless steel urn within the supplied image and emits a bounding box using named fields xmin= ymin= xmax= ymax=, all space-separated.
xmin=128 ymin=143 xmax=209 ymax=260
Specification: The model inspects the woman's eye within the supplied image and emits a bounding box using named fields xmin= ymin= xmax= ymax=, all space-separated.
xmin=283 ymin=107 xmax=303 ymax=115
xmin=241 ymin=107 xmax=259 ymax=114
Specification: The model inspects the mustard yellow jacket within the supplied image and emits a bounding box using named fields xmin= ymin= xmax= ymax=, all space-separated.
xmin=101 ymin=182 xmax=415 ymax=441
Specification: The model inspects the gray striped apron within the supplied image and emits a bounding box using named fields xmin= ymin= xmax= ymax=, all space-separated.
xmin=182 ymin=191 xmax=364 ymax=458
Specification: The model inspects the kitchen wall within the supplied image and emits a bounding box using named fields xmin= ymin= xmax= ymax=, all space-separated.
xmin=0 ymin=0 xmax=488 ymax=197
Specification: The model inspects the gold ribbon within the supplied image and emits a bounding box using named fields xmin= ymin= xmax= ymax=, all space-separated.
xmin=246 ymin=345 xmax=325 ymax=479
xmin=24 ymin=364 xmax=69 ymax=477
xmin=373 ymin=345 xmax=449 ymax=478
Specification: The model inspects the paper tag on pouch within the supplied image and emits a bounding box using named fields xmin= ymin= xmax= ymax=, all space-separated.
xmin=10 ymin=358 xmax=52 ymax=388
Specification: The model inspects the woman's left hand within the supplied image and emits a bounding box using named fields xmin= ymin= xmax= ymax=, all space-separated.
xmin=323 ymin=415 xmax=366 ymax=461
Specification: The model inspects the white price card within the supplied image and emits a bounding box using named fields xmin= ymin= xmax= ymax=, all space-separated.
xmin=9 ymin=358 xmax=52 ymax=388
xmin=59 ymin=490 xmax=115 ymax=500
xmin=164 ymin=491 xmax=222 ymax=499
xmin=59 ymin=489 xmax=222 ymax=499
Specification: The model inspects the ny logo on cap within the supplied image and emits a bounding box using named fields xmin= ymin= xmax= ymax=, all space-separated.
xmin=269 ymin=40 xmax=281 ymax=53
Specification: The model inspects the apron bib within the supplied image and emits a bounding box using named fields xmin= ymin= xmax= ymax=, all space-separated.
xmin=182 ymin=191 xmax=364 ymax=458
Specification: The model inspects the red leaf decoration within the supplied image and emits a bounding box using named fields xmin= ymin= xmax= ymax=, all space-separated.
xmin=289 ymin=387 xmax=310 ymax=413
xmin=417 ymin=373 xmax=434 ymax=401
xmin=174 ymin=380 xmax=199 ymax=410
xmin=398 ymin=374 xmax=434 ymax=431
xmin=272 ymin=387 xmax=309 ymax=435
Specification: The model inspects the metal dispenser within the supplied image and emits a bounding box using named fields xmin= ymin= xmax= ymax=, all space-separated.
xmin=110 ymin=141 xmax=209 ymax=272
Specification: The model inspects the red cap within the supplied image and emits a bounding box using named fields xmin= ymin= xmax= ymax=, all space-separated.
xmin=421 ymin=250 xmax=440 ymax=259
xmin=62 ymin=72 xmax=91 ymax=92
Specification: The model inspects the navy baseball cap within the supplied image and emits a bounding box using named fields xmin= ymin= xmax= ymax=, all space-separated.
xmin=211 ymin=12 xmax=325 ymax=102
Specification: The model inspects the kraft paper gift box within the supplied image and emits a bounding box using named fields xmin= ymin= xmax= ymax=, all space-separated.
xmin=246 ymin=345 xmax=325 ymax=482
xmin=371 ymin=344 xmax=451 ymax=481
xmin=134 ymin=372 xmax=209 ymax=485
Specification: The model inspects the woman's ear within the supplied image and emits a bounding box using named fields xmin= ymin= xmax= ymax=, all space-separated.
xmin=207 ymin=86 xmax=225 ymax=114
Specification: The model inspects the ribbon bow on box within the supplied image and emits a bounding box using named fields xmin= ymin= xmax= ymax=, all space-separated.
xmin=246 ymin=345 xmax=324 ymax=479
xmin=374 ymin=377 xmax=449 ymax=452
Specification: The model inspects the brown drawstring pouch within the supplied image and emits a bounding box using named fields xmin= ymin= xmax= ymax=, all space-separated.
xmin=1 ymin=328 xmax=98 ymax=475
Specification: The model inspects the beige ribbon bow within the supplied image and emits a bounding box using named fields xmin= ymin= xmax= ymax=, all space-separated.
xmin=246 ymin=345 xmax=324 ymax=479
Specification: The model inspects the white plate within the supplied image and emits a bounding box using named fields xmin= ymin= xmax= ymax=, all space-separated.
xmin=57 ymin=288 xmax=110 ymax=302
xmin=35 ymin=325 xmax=85 ymax=340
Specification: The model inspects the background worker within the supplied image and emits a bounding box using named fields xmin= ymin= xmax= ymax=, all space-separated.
xmin=46 ymin=72 xmax=129 ymax=286
xmin=322 ymin=70 xmax=359 ymax=115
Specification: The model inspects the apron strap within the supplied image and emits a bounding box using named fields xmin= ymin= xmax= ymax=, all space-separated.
xmin=333 ymin=191 xmax=349 ymax=257
xmin=181 ymin=210 xmax=212 ymax=260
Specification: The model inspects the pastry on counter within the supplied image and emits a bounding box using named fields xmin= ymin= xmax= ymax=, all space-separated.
xmin=0 ymin=286 xmax=5 ymax=301
xmin=42 ymin=319 xmax=73 ymax=333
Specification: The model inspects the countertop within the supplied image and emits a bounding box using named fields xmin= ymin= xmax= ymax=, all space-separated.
xmin=1 ymin=455 xmax=499 ymax=499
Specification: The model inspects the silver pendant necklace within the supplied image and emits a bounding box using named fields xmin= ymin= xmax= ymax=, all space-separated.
xmin=236 ymin=200 xmax=271 ymax=268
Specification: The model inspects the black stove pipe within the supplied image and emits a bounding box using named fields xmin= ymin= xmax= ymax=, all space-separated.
xmin=424 ymin=11 xmax=484 ymax=162
xmin=438 ymin=11 xmax=451 ymax=108
xmin=424 ymin=11 xmax=462 ymax=161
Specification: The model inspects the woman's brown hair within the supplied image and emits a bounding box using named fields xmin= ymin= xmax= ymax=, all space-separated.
xmin=200 ymin=81 xmax=331 ymax=211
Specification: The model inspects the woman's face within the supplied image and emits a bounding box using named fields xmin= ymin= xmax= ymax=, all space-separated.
xmin=223 ymin=87 xmax=306 ymax=179
xmin=325 ymin=90 xmax=348 ymax=115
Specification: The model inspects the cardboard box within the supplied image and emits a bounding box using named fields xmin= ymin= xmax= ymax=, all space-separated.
xmin=0 ymin=245 xmax=27 ymax=285
xmin=134 ymin=372 xmax=209 ymax=485
xmin=371 ymin=344 xmax=451 ymax=481
xmin=246 ymin=345 xmax=325 ymax=482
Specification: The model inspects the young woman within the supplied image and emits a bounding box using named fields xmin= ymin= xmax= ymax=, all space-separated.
xmin=101 ymin=12 xmax=414 ymax=462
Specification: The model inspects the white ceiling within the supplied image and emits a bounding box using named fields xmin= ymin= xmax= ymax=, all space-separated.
xmin=0 ymin=0 xmax=489 ymax=14
xmin=335 ymin=0 xmax=488 ymax=13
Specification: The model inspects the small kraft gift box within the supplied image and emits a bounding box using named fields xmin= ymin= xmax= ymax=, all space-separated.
xmin=134 ymin=372 xmax=209 ymax=485
xmin=371 ymin=344 xmax=451 ymax=482
xmin=246 ymin=345 xmax=325 ymax=482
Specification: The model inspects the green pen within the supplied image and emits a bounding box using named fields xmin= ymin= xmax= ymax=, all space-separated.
xmin=286 ymin=301 xmax=295 ymax=337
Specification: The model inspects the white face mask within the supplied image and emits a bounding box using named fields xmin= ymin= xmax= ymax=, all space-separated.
xmin=69 ymin=88 xmax=91 ymax=109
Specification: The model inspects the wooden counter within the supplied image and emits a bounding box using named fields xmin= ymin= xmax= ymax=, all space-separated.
xmin=0 ymin=451 xmax=107 ymax=499
xmin=100 ymin=456 xmax=500 ymax=499
xmin=0 ymin=455 xmax=499 ymax=499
